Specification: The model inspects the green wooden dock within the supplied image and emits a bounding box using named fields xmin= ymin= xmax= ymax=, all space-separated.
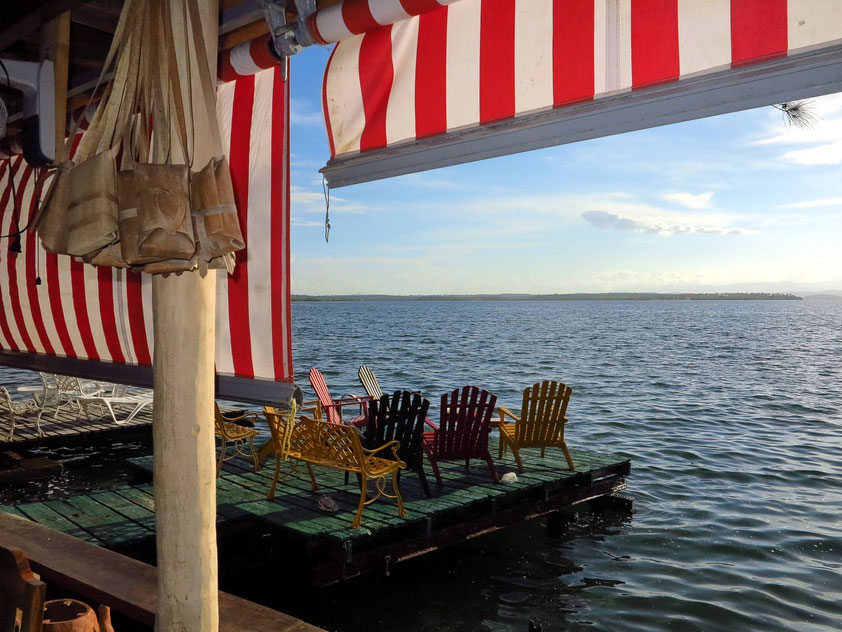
xmin=2 ymin=438 xmax=631 ymax=585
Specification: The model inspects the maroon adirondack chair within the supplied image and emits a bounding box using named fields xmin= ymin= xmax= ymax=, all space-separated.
xmin=308 ymin=367 xmax=370 ymax=427
xmin=422 ymin=385 xmax=499 ymax=485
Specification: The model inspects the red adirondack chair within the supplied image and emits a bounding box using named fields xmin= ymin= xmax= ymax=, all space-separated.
xmin=422 ymin=385 xmax=499 ymax=485
xmin=308 ymin=367 xmax=370 ymax=427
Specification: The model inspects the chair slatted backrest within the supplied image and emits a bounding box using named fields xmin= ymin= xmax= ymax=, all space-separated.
xmin=366 ymin=391 xmax=430 ymax=468
xmin=264 ymin=401 xmax=297 ymax=460
xmin=0 ymin=387 xmax=12 ymax=409
xmin=0 ymin=546 xmax=45 ymax=632
xmin=55 ymin=375 xmax=80 ymax=396
xmin=434 ymin=386 xmax=497 ymax=459
xmin=517 ymin=380 xmax=572 ymax=446
xmin=288 ymin=416 xmax=362 ymax=471
xmin=308 ymin=368 xmax=342 ymax=425
xmin=358 ymin=365 xmax=384 ymax=400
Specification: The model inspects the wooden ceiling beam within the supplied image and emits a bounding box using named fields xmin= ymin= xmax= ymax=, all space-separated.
xmin=70 ymin=4 xmax=120 ymax=34
xmin=0 ymin=0 xmax=91 ymax=53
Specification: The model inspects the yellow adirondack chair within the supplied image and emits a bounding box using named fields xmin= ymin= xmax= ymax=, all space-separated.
xmin=497 ymin=380 xmax=575 ymax=471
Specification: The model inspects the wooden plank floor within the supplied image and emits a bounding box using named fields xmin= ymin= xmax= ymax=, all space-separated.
xmin=0 ymin=511 xmax=323 ymax=631
xmin=1 ymin=438 xmax=630 ymax=584
xmin=0 ymin=395 xmax=155 ymax=448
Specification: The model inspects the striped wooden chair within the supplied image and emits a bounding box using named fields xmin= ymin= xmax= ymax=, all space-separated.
xmin=357 ymin=365 xmax=384 ymax=401
xmin=497 ymin=380 xmax=575 ymax=471
xmin=308 ymin=367 xmax=370 ymax=427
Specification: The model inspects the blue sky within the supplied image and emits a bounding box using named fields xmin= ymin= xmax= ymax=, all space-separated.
xmin=288 ymin=46 xmax=842 ymax=295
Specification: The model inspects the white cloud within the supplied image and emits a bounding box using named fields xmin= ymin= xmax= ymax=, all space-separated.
xmin=289 ymin=98 xmax=324 ymax=127
xmin=661 ymin=191 xmax=714 ymax=209
xmin=582 ymin=210 xmax=755 ymax=236
xmin=780 ymin=141 xmax=842 ymax=166
xmin=290 ymin=186 xmax=368 ymax=214
xmin=779 ymin=196 xmax=842 ymax=209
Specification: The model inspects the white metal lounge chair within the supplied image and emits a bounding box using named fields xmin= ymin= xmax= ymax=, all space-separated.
xmin=77 ymin=389 xmax=153 ymax=425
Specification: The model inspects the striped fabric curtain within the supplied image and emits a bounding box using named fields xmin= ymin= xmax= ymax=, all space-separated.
xmin=0 ymin=65 xmax=292 ymax=399
xmin=322 ymin=0 xmax=842 ymax=166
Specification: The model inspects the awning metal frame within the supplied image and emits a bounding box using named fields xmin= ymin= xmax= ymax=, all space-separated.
xmin=321 ymin=44 xmax=842 ymax=188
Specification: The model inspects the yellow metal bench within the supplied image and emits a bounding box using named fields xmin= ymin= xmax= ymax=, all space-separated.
xmin=264 ymin=409 xmax=406 ymax=528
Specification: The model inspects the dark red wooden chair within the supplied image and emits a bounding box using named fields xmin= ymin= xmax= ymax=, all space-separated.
xmin=308 ymin=367 xmax=370 ymax=427
xmin=422 ymin=385 xmax=499 ymax=485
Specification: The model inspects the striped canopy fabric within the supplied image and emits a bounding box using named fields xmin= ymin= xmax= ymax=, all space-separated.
xmin=322 ymin=0 xmax=842 ymax=184
xmin=0 ymin=65 xmax=292 ymax=402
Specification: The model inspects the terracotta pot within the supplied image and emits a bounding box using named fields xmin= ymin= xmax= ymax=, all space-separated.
xmin=43 ymin=599 xmax=99 ymax=632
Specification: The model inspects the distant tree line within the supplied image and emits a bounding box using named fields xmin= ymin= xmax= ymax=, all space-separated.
xmin=292 ymin=292 xmax=802 ymax=302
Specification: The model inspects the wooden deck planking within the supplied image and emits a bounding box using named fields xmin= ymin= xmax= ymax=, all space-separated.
xmin=0 ymin=511 xmax=323 ymax=631
xmin=0 ymin=402 xmax=155 ymax=447
xmin=2 ymin=439 xmax=630 ymax=584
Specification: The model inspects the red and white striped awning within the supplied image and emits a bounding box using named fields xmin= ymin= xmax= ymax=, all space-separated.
xmin=321 ymin=0 xmax=842 ymax=186
xmin=0 ymin=65 xmax=292 ymax=403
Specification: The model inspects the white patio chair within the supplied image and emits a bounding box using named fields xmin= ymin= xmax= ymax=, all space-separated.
xmin=0 ymin=386 xmax=42 ymax=440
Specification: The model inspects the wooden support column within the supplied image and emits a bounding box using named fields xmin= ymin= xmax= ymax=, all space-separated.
xmin=39 ymin=11 xmax=70 ymax=160
xmin=151 ymin=0 xmax=220 ymax=630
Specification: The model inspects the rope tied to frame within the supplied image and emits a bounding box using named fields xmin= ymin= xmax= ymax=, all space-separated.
xmin=322 ymin=175 xmax=331 ymax=243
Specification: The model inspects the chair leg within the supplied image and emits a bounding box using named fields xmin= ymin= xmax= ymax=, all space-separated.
xmin=5 ymin=413 xmax=15 ymax=441
xmin=352 ymin=474 xmax=368 ymax=528
xmin=561 ymin=441 xmax=575 ymax=470
xmin=511 ymin=445 xmax=525 ymax=473
xmin=306 ymin=463 xmax=319 ymax=491
xmin=216 ymin=437 xmax=227 ymax=477
xmin=484 ymin=452 xmax=499 ymax=483
xmin=249 ymin=435 xmax=260 ymax=472
xmin=35 ymin=408 xmax=46 ymax=437
xmin=416 ymin=465 xmax=432 ymax=498
xmin=428 ymin=456 xmax=443 ymax=486
xmin=392 ymin=470 xmax=406 ymax=518
xmin=267 ymin=454 xmax=281 ymax=499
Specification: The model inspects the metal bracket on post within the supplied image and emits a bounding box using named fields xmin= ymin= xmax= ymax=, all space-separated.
xmin=261 ymin=0 xmax=316 ymax=80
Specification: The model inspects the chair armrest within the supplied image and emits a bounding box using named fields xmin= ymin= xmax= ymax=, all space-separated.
xmin=363 ymin=440 xmax=406 ymax=470
xmin=299 ymin=400 xmax=322 ymax=420
xmin=424 ymin=417 xmax=438 ymax=430
xmin=327 ymin=395 xmax=373 ymax=408
xmin=221 ymin=409 xmax=259 ymax=422
xmin=498 ymin=405 xmax=520 ymax=424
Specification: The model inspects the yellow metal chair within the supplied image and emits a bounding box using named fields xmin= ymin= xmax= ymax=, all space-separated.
xmin=291 ymin=414 xmax=406 ymax=528
xmin=214 ymin=402 xmax=260 ymax=476
xmin=497 ymin=380 xmax=575 ymax=471
xmin=263 ymin=400 xmax=298 ymax=499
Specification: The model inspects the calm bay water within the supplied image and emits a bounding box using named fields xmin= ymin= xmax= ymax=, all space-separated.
xmin=2 ymin=299 xmax=840 ymax=631
xmin=284 ymin=300 xmax=842 ymax=632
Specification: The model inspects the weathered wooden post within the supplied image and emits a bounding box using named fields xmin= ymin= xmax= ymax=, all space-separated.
xmin=151 ymin=0 xmax=220 ymax=629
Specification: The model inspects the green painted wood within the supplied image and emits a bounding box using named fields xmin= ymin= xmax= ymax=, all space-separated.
xmin=0 ymin=505 xmax=30 ymax=519
xmin=13 ymin=502 xmax=100 ymax=543
xmin=10 ymin=443 xmax=629 ymax=558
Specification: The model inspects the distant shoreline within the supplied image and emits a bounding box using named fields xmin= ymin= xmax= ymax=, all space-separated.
xmin=292 ymin=292 xmax=804 ymax=302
